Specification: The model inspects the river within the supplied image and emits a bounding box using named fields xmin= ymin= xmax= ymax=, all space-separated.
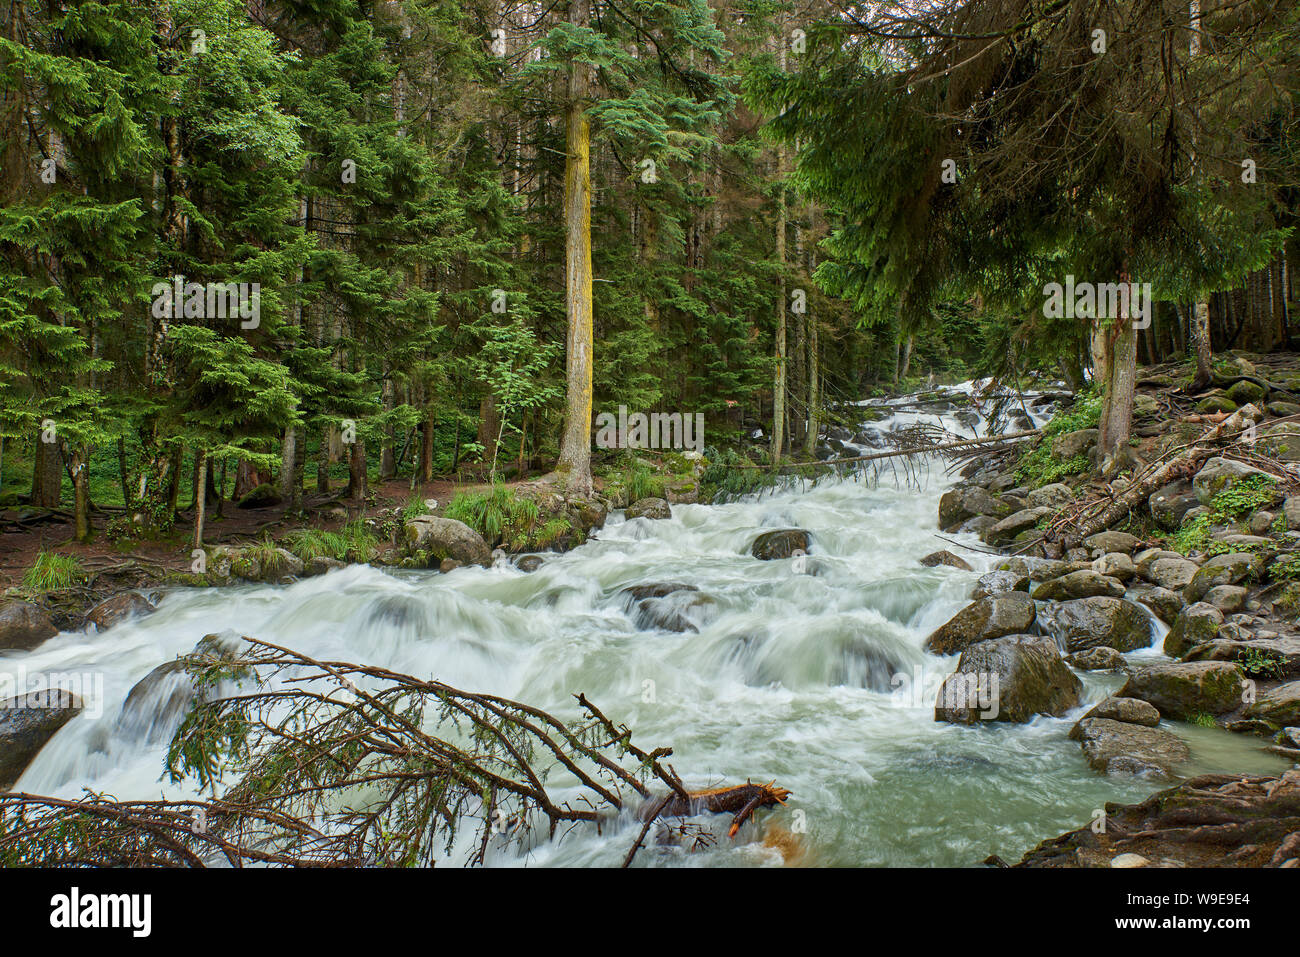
xmin=6 ymin=387 xmax=1289 ymax=866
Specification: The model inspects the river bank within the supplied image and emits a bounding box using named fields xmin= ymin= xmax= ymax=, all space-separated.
xmin=3 ymin=356 xmax=1299 ymax=866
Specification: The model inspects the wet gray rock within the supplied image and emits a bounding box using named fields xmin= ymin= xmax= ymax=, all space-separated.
xmin=919 ymin=550 xmax=973 ymax=571
xmin=514 ymin=555 xmax=545 ymax=573
xmin=924 ymin=592 xmax=1037 ymax=656
xmin=1118 ymin=661 xmax=1244 ymax=721
xmin=0 ymin=689 xmax=83 ymax=790
xmin=939 ymin=486 xmax=1012 ymax=532
xmin=984 ymin=507 xmax=1054 ymax=546
xmin=117 ymin=634 xmax=246 ymax=745
xmin=1078 ymin=696 xmax=1162 ymax=728
xmin=1068 ymin=718 xmax=1190 ymax=778
xmin=972 ymin=570 xmax=1030 ymax=600
xmin=84 ymin=592 xmax=155 ymax=632
xmin=1036 ymin=597 xmax=1154 ymax=653
xmin=625 ymin=497 xmax=671 ymax=521
xmin=1163 ymin=603 xmax=1224 ymax=658
xmin=1126 ymin=584 xmax=1183 ymax=625
xmin=935 ymin=634 xmax=1082 ymax=725
xmin=0 ymin=601 xmax=58 ymax=652
xmin=1066 ymin=646 xmax=1127 ymax=671
xmin=404 ymin=516 xmax=492 ymax=567
xmin=750 ymin=528 xmax=811 ymax=560
xmin=1031 ymin=570 xmax=1126 ymax=601
xmin=619 ymin=583 xmax=715 ymax=634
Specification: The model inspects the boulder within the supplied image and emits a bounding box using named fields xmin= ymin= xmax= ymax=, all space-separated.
xmin=619 ymin=583 xmax=715 ymax=634
xmin=0 ymin=601 xmax=58 ymax=652
xmin=1245 ymin=681 xmax=1300 ymax=728
xmin=404 ymin=516 xmax=493 ymax=567
xmin=1066 ymin=646 xmax=1128 ymax=671
xmin=1192 ymin=458 xmax=1273 ymax=506
xmin=117 ymin=634 xmax=245 ymax=745
xmin=1147 ymin=557 xmax=1199 ymax=592
xmin=1077 ymin=696 xmax=1161 ymax=728
xmin=1184 ymin=552 xmax=1262 ymax=602
xmin=0 ymin=689 xmax=83 ymax=790
xmin=1068 ymin=718 xmax=1190 ymax=778
xmin=1226 ymin=379 xmax=1267 ymax=406
xmin=1163 ymin=603 xmax=1224 ymax=658
xmin=1183 ymin=636 xmax=1300 ymax=679
xmin=1118 ymin=661 xmax=1244 ymax=720
xmin=984 ymin=507 xmax=1054 ymax=546
xmin=235 ymin=482 xmax=282 ymax=509
xmin=1082 ymin=531 xmax=1140 ymax=556
xmin=1092 ymin=552 xmax=1135 ymax=581
xmin=1053 ymin=429 xmax=1098 ymax=459
xmin=919 ymin=550 xmax=973 ymax=571
xmin=1203 ymin=584 xmax=1249 ymax=613
xmin=939 ymin=486 xmax=1011 ymax=531
xmin=304 ymin=556 xmax=347 ymax=576
xmin=625 ymin=497 xmax=671 ymax=521
xmin=514 ymin=555 xmax=545 ymax=573
xmin=1285 ymin=497 xmax=1300 ymax=531
xmin=971 ymin=570 xmax=1030 ymax=600
xmin=1148 ymin=481 xmax=1200 ymax=531
xmin=1036 ymin=597 xmax=1154 ymax=653
xmin=924 ymin=592 xmax=1036 ymax=656
xmin=935 ymin=634 xmax=1082 ymax=724
xmin=84 ymin=592 xmax=156 ymax=632
xmin=1026 ymin=483 xmax=1073 ymax=510
xmin=1031 ymin=570 xmax=1126 ymax=601
xmin=750 ymin=529 xmax=811 ymax=560
xmin=1126 ymin=584 xmax=1183 ymax=625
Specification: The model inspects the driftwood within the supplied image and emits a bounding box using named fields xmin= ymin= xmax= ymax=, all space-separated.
xmin=621 ymin=780 xmax=793 ymax=867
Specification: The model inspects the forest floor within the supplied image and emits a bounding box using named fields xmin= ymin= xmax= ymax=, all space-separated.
xmin=0 ymin=474 xmax=518 ymax=591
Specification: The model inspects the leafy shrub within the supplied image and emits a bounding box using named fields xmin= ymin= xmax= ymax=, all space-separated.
xmin=445 ymin=484 xmax=538 ymax=543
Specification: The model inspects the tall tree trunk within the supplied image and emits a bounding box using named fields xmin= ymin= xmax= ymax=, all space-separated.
xmin=68 ymin=445 xmax=91 ymax=542
xmin=421 ymin=409 xmax=435 ymax=484
xmin=556 ymin=0 xmax=595 ymax=498
xmin=346 ymin=438 xmax=367 ymax=503
xmin=772 ymin=144 xmax=787 ymax=465
xmin=31 ymin=432 xmax=62 ymax=508
xmin=192 ymin=449 xmax=208 ymax=549
xmin=1187 ymin=0 xmax=1214 ymax=388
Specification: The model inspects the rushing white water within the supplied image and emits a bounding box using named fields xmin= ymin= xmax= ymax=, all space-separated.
xmin=5 ymin=387 xmax=1290 ymax=867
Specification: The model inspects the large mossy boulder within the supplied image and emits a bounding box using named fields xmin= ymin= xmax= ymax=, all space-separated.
xmin=0 ymin=689 xmax=83 ymax=790
xmin=235 ymin=482 xmax=282 ymax=509
xmin=1118 ymin=661 xmax=1244 ymax=720
xmin=1053 ymin=429 xmax=1098 ymax=460
xmin=618 ymin=583 xmax=716 ymax=634
xmin=934 ymin=634 xmax=1082 ymax=724
xmin=750 ymin=528 xmax=811 ymax=560
xmin=1148 ymin=481 xmax=1200 ymax=531
xmin=924 ymin=592 xmax=1036 ymax=656
xmin=1035 ymin=597 xmax=1153 ymax=653
xmin=404 ymin=516 xmax=492 ymax=567
xmin=0 ymin=601 xmax=58 ymax=652
xmin=1192 ymin=457 xmax=1273 ymax=506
